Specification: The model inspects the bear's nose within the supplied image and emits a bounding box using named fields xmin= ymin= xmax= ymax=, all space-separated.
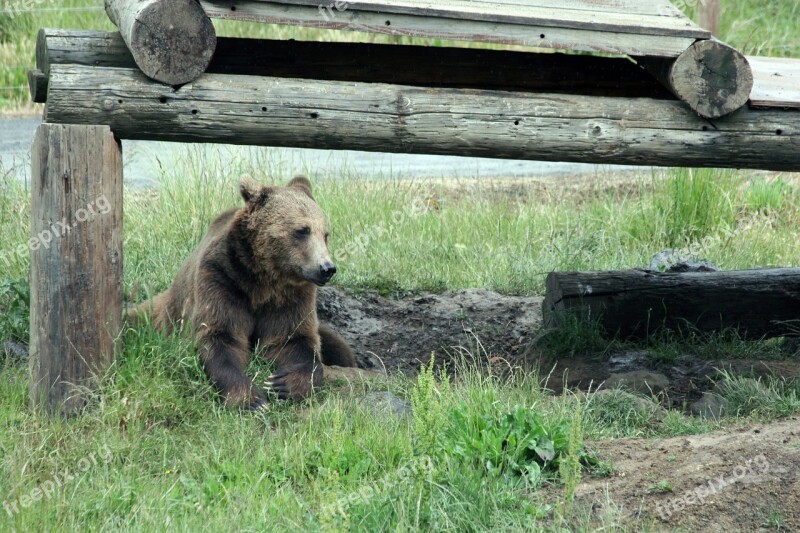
xmin=320 ymin=262 xmax=337 ymax=281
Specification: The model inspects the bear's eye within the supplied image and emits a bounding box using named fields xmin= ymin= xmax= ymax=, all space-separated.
xmin=295 ymin=227 xmax=311 ymax=238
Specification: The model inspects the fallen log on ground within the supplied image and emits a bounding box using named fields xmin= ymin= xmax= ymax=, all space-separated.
xmin=544 ymin=268 xmax=800 ymax=339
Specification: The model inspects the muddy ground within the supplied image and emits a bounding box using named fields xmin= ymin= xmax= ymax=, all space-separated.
xmin=318 ymin=287 xmax=800 ymax=531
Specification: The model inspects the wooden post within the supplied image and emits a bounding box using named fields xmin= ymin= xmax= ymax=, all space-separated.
xmin=699 ymin=0 xmax=721 ymax=36
xmin=105 ymin=0 xmax=216 ymax=85
xmin=29 ymin=124 xmax=123 ymax=415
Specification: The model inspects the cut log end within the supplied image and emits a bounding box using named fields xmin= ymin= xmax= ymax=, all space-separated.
xmin=670 ymin=39 xmax=753 ymax=119
xmin=106 ymin=0 xmax=217 ymax=85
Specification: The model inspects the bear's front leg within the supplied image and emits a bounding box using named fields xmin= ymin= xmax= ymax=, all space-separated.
xmin=198 ymin=329 xmax=266 ymax=410
xmin=265 ymin=336 xmax=323 ymax=401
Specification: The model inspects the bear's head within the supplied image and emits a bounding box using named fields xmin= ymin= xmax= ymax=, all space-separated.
xmin=239 ymin=176 xmax=336 ymax=286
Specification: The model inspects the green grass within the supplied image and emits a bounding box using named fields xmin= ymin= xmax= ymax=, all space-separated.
xmin=1 ymin=0 xmax=799 ymax=110
xmin=3 ymin=151 xmax=800 ymax=528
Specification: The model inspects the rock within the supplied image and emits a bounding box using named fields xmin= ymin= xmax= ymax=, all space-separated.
xmin=2 ymin=341 xmax=28 ymax=360
xmin=591 ymin=389 xmax=667 ymax=422
xmin=605 ymin=371 xmax=670 ymax=395
xmin=648 ymin=250 xmax=720 ymax=273
xmin=358 ymin=391 xmax=412 ymax=418
xmin=690 ymin=393 xmax=729 ymax=419
xmin=323 ymin=365 xmax=387 ymax=385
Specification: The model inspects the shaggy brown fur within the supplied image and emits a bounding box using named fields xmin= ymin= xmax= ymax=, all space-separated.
xmin=130 ymin=176 xmax=356 ymax=409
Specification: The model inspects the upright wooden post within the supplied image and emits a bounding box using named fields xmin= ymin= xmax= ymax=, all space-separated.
xmin=29 ymin=124 xmax=123 ymax=415
xmin=699 ymin=0 xmax=721 ymax=36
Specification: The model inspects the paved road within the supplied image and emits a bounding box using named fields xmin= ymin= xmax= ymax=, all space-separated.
xmin=1 ymin=116 xmax=638 ymax=187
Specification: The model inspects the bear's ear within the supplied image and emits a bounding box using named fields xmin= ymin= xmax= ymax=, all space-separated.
xmin=240 ymin=176 xmax=264 ymax=204
xmin=288 ymin=175 xmax=313 ymax=199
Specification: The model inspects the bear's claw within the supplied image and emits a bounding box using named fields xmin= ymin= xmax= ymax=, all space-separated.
xmin=265 ymin=373 xmax=291 ymax=400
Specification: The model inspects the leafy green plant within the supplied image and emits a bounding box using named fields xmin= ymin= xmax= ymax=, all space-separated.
xmin=441 ymin=403 xmax=596 ymax=485
xmin=0 ymin=277 xmax=29 ymax=344
xmin=410 ymin=354 xmax=450 ymax=456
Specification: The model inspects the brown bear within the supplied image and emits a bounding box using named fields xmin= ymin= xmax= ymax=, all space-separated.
xmin=130 ymin=176 xmax=356 ymax=409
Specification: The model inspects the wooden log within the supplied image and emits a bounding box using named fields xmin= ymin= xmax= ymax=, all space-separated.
xmin=30 ymin=29 xmax=672 ymax=104
xmin=28 ymin=69 xmax=47 ymax=104
xmin=699 ymin=0 xmax=721 ymax=36
xmin=544 ymin=268 xmax=800 ymax=340
xmin=635 ymin=39 xmax=754 ymax=119
xmin=104 ymin=0 xmax=216 ymax=85
xmin=29 ymin=124 xmax=123 ymax=415
xmin=44 ymin=65 xmax=800 ymax=171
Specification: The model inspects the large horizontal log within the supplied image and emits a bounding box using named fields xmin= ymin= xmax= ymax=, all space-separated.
xmin=544 ymin=268 xmax=800 ymax=339
xmin=32 ymin=29 xmax=671 ymax=104
xmin=44 ymin=65 xmax=800 ymax=170
xmin=105 ymin=0 xmax=216 ymax=84
xmin=635 ymin=40 xmax=753 ymax=119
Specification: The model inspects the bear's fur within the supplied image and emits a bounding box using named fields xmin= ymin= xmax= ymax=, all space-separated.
xmin=130 ymin=176 xmax=356 ymax=409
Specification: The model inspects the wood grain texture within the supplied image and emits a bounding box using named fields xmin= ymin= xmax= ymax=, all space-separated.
xmin=544 ymin=268 xmax=800 ymax=339
xmin=29 ymin=124 xmax=123 ymax=415
xmin=105 ymin=0 xmax=216 ymax=84
xmin=251 ymin=0 xmax=707 ymax=36
xmin=748 ymin=56 xmax=800 ymax=109
xmin=635 ymin=40 xmax=754 ymax=119
xmin=43 ymin=65 xmax=800 ymax=170
xmin=200 ymin=0 xmax=698 ymax=57
xmin=31 ymin=29 xmax=673 ymax=103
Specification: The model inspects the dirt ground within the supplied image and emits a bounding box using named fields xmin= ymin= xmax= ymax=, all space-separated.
xmin=318 ymin=287 xmax=800 ymax=531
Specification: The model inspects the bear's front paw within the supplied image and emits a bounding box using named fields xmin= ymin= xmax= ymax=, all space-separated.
xmin=265 ymin=365 xmax=322 ymax=401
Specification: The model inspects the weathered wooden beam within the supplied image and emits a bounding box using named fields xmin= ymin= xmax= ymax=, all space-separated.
xmin=544 ymin=268 xmax=800 ymax=340
xmin=199 ymin=0 xmax=699 ymax=58
xmin=29 ymin=124 xmax=123 ymax=415
xmin=31 ymin=29 xmax=672 ymax=104
xmin=104 ymin=0 xmax=216 ymax=84
xmin=43 ymin=65 xmax=799 ymax=171
xmin=635 ymin=39 xmax=753 ymax=119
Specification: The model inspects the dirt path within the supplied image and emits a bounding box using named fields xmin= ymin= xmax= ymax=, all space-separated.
xmin=576 ymin=417 xmax=800 ymax=531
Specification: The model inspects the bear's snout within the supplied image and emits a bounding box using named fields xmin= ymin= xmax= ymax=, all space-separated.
xmin=319 ymin=261 xmax=337 ymax=284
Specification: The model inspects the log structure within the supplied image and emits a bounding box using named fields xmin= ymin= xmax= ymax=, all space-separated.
xmin=29 ymin=124 xmax=123 ymax=414
xmin=30 ymin=30 xmax=673 ymax=103
xmin=544 ymin=269 xmax=800 ymax=340
xmin=104 ymin=0 xmax=216 ymax=84
xmin=635 ymin=39 xmax=753 ymax=119
xmin=42 ymin=64 xmax=799 ymax=171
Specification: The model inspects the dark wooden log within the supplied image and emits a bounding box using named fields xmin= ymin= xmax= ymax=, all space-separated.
xmin=635 ymin=39 xmax=754 ymax=119
xmin=31 ymin=29 xmax=672 ymax=104
xmin=104 ymin=0 xmax=216 ymax=84
xmin=28 ymin=69 xmax=47 ymax=104
xmin=44 ymin=65 xmax=800 ymax=171
xmin=544 ymin=268 xmax=800 ymax=339
xmin=29 ymin=124 xmax=123 ymax=415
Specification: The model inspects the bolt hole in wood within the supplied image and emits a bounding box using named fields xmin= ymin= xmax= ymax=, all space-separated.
xmin=702 ymin=125 xmax=709 ymax=131
xmin=117 ymin=99 xmax=122 ymax=104
xmin=776 ymin=129 xmax=783 ymax=135
xmin=540 ymin=33 xmax=546 ymax=39
xmin=514 ymin=119 xmax=520 ymax=126
xmin=191 ymin=109 xmax=198 ymax=115
xmin=385 ymin=20 xmax=391 ymax=26
xmin=261 ymin=106 xmax=267 ymax=111
xmin=159 ymin=96 xmax=167 ymax=103
xmin=310 ymin=112 xmax=319 ymax=118
xmin=230 ymin=5 xmax=236 ymax=11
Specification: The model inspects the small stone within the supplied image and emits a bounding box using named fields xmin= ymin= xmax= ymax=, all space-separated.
xmin=605 ymin=371 xmax=670 ymax=395
xmin=358 ymin=391 xmax=411 ymax=418
xmin=2 ymin=341 xmax=28 ymax=360
xmin=690 ymin=393 xmax=729 ymax=419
